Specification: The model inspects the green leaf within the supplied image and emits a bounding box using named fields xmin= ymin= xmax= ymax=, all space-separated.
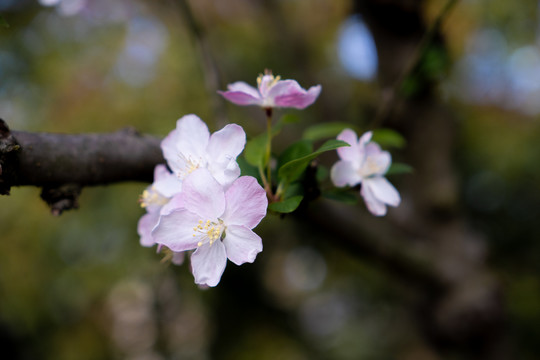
xmin=278 ymin=139 xmax=349 ymax=184
xmin=244 ymin=133 xmax=268 ymax=167
xmin=237 ymin=156 xmax=260 ymax=179
xmin=386 ymin=162 xmax=413 ymax=175
xmin=303 ymin=122 xmax=357 ymax=141
xmin=268 ymin=195 xmax=303 ymax=213
xmin=277 ymin=113 xmax=300 ymax=125
xmin=277 ymin=139 xmax=313 ymax=170
xmin=322 ymin=189 xmax=358 ymax=205
xmin=371 ymin=129 xmax=406 ymax=149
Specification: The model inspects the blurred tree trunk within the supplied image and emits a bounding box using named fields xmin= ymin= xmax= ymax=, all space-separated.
xmin=352 ymin=0 xmax=509 ymax=358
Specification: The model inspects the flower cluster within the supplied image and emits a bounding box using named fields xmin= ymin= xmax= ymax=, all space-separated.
xmin=331 ymin=129 xmax=401 ymax=216
xmin=138 ymin=114 xmax=267 ymax=287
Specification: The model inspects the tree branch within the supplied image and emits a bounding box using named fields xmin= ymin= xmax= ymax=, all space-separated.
xmin=0 ymin=119 xmax=163 ymax=214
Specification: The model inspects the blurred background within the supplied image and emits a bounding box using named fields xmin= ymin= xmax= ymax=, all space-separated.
xmin=1 ymin=0 xmax=540 ymax=359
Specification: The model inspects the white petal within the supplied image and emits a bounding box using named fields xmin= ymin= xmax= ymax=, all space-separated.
xmin=137 ymin=212 xmax=160 ymax=247
xmin=171 ymin=251 xmax=185 ymax=265
xmin=152 ymin=173 xmax=182 ymax=197
xmin=153 ymin=164 xmax=171 ymax=181
xmin=161 ymin=128 xmax=183 ymax=171
xmin=175 ymin=114 xmax=210 ymax=161
xmin=223 ymin=225 xmax=263 ymax=266
xmin=360 ymin=150 xmax=391 ymax=177
xmin=364 ymin=177 xmax=401 ymax=206
xmin=330 ymin=160 xmax=362 ymax=187
xmin=152 ymin=209 xmax=201 ymax=252
xmin=208 ymin=160 xmax=241 ymax=189
xmin=191 ymin=241 xmax=227 ymax=287
xmin=207 ymin=124 xmax=246 ymax=166
xmin=182 ymin=168 xmax=226 ymax=219
xmin=360 ymin=180 xmax=387 ymax=216
xmin=336 ymin=129 xmax=361 ymax=162
xmin=222 ymin=176 xmax=267 ymax=228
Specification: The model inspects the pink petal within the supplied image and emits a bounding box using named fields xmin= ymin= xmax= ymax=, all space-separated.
xmin=207 ymin=124 xmax=246 ymax=167
xmin=171 ymin=251 xmax=185 ymax=265
xmin=160 ymin=193 xmax=185 ymax=216
xmin=226 ymin=81 xmax=261 ymax=98
xmin=222 ymin=176 xmax=267 ymax=228
xmin=223 ymin=225 xmax=263 ymax=266
xmin=273 ymin=83 xmax=322 ymax=109
xmin=364 ymin=176 xmax=401 ymax=207
xmin=182 ymin=168 xmax=226 ymax=219
xmin=175 ymin=114 xmax=210 ymax=161
xmin=191 ymin=241 xmax=227 ymax=287
xmin=359 ymin=131 xmax=373 ymax=147
xmin=258 ymin=75 xmax=276 ymax=97
xmin=330 ymin=160 xmax=362 ymax=187
xmin=360 ymin=180 xmax=387 ymax=216
xmin=152 ymin=209 xmax=201 ymax=252
xmin=218 ymin=90 xmax=262 ymax=106
xmin=154 ymin=164 xmax=171 ymax=181
xmin=336 ymin=129 xmax=361 ymax=162
xmin=137 ymin=212 xmax=160 ymax=247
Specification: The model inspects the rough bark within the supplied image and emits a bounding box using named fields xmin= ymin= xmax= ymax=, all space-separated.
xmin=0 ymin=119 xmax=163 ymax=214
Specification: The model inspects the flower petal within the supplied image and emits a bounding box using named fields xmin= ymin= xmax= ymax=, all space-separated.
xmin=208 ymin=159 xmax=241 ymax=189
xmin=218 ymin=81 xmax=262 ymax=106
xmin=360 ymin=180 xmax=387 ymax=216
xmin=330 ymin=160 xmax=362 ymax=187
xmin=182 ymin=168 xmax=226 ymax=219
xmin=207 ymin=123 xmax=246 ymax=167
xmin=226 ymin=81 xmax=261 ymax=98
xmin=364 ymin=176 xmax=401 ymax=207
xmin=154 ymin=164 xmax=171 ymax=181
xmin=272 ymin=83 xmax=322 ymax=109
xmin=191 ymin=241 xmax=227 ymax=287
xmin=137 ymin=212 xmax=160 ymax=247
xmin=336 ymin=129 xmax=361 ymax=162
xmin=152 ymin=172 xmax=182 ymax=197
xmin=160 ymin=128 xmax=183 ymax=171
xmin=175 ymin=114 xmax=210 ymax=161
xmin=223 ymin=225 xmax=263 ymax=266
xmin=160 ymin=193 xmax=185 ymax=216
xmin=222 ymin=176 xmax=267 ymax=228
xmin=171 ymin=251 xmax=185 ymax=265
xmin=152 ymin=209 xmax=201 ymax=252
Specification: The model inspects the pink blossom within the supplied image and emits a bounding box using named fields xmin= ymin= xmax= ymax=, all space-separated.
xmin=330 ymin=129 xmax=401 ymax=216
xmin=152 ymin=168 xmax=268 ymax=287
xmin=218 ymin=72 xmax=321 ymax=110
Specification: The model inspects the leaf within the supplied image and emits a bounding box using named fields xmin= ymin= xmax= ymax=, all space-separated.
xmin=371 ymin=129 xmax=406 ymax=149
xmin=303 ymin=122 xmax=357 ymax=141
xmin=237 ymin=156 xmax=260 ymax=179
xmin=278 ymin=139 xmax=349 ymax=184
xmin=268 ymin=195 xmax=304 ymax=213
xmin=386 ymin=162 xmax=413 ymax=175
xmin=244 ymin=133 xmax=268 ymax=167
xmin=277 ymin=139 xmax=313 ymax=171
xmin=322 ymin=189 xmax=358 ymax=205
xmin=277 ymin=113 xmax=300 ymax=125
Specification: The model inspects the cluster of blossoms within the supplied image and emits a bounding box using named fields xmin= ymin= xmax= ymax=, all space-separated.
xmin=331 ymin=129 xmax=401 ymax=216
xmin=138 ymin=114 xmax=267 ymax=287
xmin=138 ymin=71 xmax=402 ymax=287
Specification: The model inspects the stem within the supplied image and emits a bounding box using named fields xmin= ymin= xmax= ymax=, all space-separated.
xmin=264 ymin=107 xmax=273 ymax=197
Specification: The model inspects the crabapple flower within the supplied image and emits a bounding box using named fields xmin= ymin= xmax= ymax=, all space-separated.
xmin=157 ymin=114 xmax=246 ymax=196
xmin=331 ymin=129 xmax=401 ymax=216
xmin=218 ymin=72 xmax=321 ymax=110
xmin=152 ymin=168 xmax=268 ymax=287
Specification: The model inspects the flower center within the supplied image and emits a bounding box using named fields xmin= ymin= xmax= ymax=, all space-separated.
xmin=139 ymin=187 xmax=168 ymax=208
xmin=177 ymin=153 xmax=204 ymax=180
xmin=193 ymin=219 xmax=226 ymax=247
